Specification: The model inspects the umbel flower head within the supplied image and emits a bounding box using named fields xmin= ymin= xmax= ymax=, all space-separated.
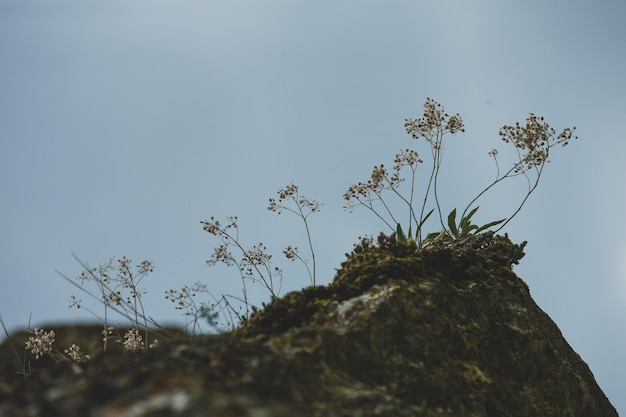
xmin=499 ymin=113 xmax=577 ymax=173
xmin=25 ymin=327 xmax=55 ymax=359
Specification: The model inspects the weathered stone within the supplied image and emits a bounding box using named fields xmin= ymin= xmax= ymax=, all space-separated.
xmin=0 ymin=234 xmax=617 ymax=416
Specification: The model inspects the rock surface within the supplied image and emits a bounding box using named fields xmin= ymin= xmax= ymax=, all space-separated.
xmin=0 ymin=233 xmax=618 ymax=416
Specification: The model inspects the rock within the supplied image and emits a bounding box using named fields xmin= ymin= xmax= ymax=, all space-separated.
xmin=0 ymin=234 xmax=618 ymax=416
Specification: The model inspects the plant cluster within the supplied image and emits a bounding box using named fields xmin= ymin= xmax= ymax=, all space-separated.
xmin=61 ymin=256 xmax=161 ymax=352
xmin=345 ymin=97 xmax=577 ymax=246
xmin=165 ymin=282 xmax=219 ymax=338
xmin=0 ymin=318 xmax=91 ymax=376
xmin=1 ymin=98 xmax=577 ymax=376
xmin=22 ymin=326 xmax=91 ymax=365
xmin=2 ymin=256 xmax=174 ymax=371
xmin=199 ymin=183 xmax=321 ymax=327
xmin=25 ymin=327 xmax=57 ymax=360
xmin=201 ymin=215 xmax=281 ymax=324
xmin=267 ymin=182 xmax=321 ymax=286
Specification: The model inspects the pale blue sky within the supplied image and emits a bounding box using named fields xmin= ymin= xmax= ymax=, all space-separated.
xmin=1 ymin=0 xmax=625 ymax=412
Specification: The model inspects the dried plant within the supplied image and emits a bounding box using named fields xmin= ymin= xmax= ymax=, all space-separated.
xmin=346 ymin=98 xmax=577 ymax=245
xmin=403 ymin=98 xmax=466 ymax=238
xmin=268 ymin=182 xmax=321 ymax=285
xmin=23 ymin=327 xmax=90 ymax=364
xmin=64 ymin=343 xmax=90 ymax=363
xmin=201 ymin=183 xmax=322 ymax=326
xmin=24 ymin=327 xmax=56 ymax=359
xmin=165 ymin=282 xmax=221 ymax=337
xmin=58 ymin=255 xmax=166 ymax=351
xmin=343 ymin=98 xmax=467 ymax=243
xmin=120 ymin=328 xmax=144 ymax=351
xmin=467 ymin=113 xmax=577 ymax=232
xmin=201 ymin=216 xmax=282 ymax=321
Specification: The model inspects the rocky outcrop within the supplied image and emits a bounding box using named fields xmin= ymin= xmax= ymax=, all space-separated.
xmin=0 ymin=233 xmax=618 ymax=416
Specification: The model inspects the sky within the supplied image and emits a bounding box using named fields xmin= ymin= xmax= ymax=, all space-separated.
xmin=1 ymin=0 xmax=625 ymax=412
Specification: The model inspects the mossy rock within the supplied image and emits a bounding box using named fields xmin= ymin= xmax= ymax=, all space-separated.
xmin=237 ymin=232 xmax=527 ymax=338
xmin=0 ymin=234 xmax=617 ymax=417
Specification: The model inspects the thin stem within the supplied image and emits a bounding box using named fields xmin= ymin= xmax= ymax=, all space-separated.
xmin=0 ymin=314 xmax=28 ymax=376
xmin=295 ymin=197 xmax=317 ymax=286
xmin=419 ymin=136 xmax=438 ymax=241
xmin=461 ymin=143 xmax=529 ymax=221
xmin=289 ymin=249 xmax=314 ymax=286
xmin=432 ymin=130 xmax=446 ymax=232
xmin=231 ymin=259 xmax=250 ymax=319
xmin=354 ymin=197 xmax=396 ymax=231
xmin=223 ymin=229 xmax=278 ymax=299
xmin=495 ymin=158 xmax=545 ymax=232
xmin=408 ymin=165 xmax=417 ymax=232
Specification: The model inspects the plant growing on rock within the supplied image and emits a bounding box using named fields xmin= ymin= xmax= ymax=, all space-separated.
xmin=165 ymin=282 xmax=222 ymax=337
xmin=345 ymin=98 xmax=577 ymax=246
xmin=268 ymin=182 xmax=321 ymax=286
xmin=202 ymin=183 xmax=321 ymax=325
xmin=22 ymin=326 xmax=90 ymax=365
xmin=201 ymin=215 xmax=281 ymax=322
xmin=6 ymin=96 xmax=577 ymax=371
xmin=59 ymin=256 xmax=166 ymax=352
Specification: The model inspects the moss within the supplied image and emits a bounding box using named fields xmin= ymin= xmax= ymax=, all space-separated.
xmin=238 ymin=233 xmax=527 ymax=340
xmin=233 ymin=236 xmax=528 ymax=410
xmin=235 ymin=285 xmax=335 ymax=338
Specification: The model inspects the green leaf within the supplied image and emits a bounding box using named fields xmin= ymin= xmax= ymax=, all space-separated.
xmin=460 ymin=206 xmax=479 ymax=234
xmin=396 ymin=223 xmax=407 ymax=244
xmin=447 ymin=209 xmax=459 ymax=237
xmin=474 ymin=218 xmax=506 ymax=234
xmin=418 ymin=209 xmax=434 ymax=229
xmin=416 ymin=209 xmax=434 ymax=239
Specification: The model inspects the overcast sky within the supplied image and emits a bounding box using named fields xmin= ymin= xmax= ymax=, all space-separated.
xmin=1 ymin=0 xmax=625 ymax=412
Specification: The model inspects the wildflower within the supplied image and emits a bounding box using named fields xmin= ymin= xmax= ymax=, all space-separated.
xmin=102 ymin=326 xmax=116 ymax=342
xmin=25 ymin=328 xmax=55 ymax=359
xmin=121 ymin=328 xmax=144 ymax=351
xmin=283 ymin=245 xmax=298 ymax=260
xmin=207 ymin=244 xmax=235 ymax=267
xmin=68 ymin=294 xmax=81 ymax=309
xmin=136 ymin=259 xmax=154 ymax=274
xmin=268 ymin=183 xmax=321 ymax=215
xmin=64 ymin=344 xmax=90 ymax=363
